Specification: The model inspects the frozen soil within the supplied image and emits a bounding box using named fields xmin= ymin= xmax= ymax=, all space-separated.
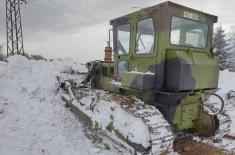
xmin=173 ymin=137 xmax=231 ymax=155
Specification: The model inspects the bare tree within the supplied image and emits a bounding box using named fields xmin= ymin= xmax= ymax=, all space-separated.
xmin=30 ymin=54 xmax=47 ymax=61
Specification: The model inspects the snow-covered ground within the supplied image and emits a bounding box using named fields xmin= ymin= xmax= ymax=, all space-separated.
xmin=0 ymin=55 xmax=235 ymax=155
xmin=0 ymin=56 xmax=121 ymax=155
xmin=218 ymin=70 xmax=235 ymax=137
xmin=196 ymin=70 xmax=235 ymax=151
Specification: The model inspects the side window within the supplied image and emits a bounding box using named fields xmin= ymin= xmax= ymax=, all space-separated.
xmin=117 ymin=24 xmax=130 ymax=55
xmin=136 ymin=18 xmax=155 ymax=54
xmin=118 ymin=61 xmax=129 ymax=78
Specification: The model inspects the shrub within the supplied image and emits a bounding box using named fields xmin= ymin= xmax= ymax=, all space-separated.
xmin=30 ymin=54 xmax=47 ymax=61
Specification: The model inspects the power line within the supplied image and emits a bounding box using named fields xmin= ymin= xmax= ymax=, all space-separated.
xmin=46 ymin=0 xmax=101 ymax=24
xmin=4 ymin=0 xmax=139 ymax=52
xmin=37 ymin=0 xmax=133 ymax=26
xmin=32 ymin=0 xmax=109 ymax=29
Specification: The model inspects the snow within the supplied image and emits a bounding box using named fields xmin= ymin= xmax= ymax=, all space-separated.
xmin=218 ymin=70 xmax=235 ymax=137
xmin=109 ymin=80 xmax=121 ymax=86
xmin=0 ymin=55 xmax=120 ymax=155
xmin=129 ymin=71 xmax=155 ymax=75
xmin=218 ymin=70 xmax=235 ymax=96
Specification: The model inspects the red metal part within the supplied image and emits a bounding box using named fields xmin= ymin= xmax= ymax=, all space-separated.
xmin=104 ymin=46 xmax=112 ymax=63
xmin=104 ymin=29 xmax=113 ymax=63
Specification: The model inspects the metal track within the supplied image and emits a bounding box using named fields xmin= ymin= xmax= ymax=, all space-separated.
xmin=58 ymin=75 xmax=174 ymax=154
xmin=64 ymin=84 xmax=175 ymax=154
xmin=97 ymin=94 xmax=175 ymax=154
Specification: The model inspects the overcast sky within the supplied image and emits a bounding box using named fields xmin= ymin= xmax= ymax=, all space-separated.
xmin=0 ymin=0 xmax=235 ymax=62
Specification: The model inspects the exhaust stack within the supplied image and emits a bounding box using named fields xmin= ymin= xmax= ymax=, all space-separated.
xmin=104 ymin=29 xmax=113 ymax=63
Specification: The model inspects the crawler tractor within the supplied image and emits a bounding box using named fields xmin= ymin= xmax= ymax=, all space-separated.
xmin=60 ymin=1 xmax=231 ymax=154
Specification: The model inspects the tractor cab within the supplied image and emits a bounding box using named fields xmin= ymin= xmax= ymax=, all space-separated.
xmin=106 ymin=1 xmax=218 ymax=93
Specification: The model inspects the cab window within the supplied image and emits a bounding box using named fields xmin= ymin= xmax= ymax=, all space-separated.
xmin=117 ymin=24 xmax=130 ymax=55
xmin=136 ymin=18 xmax=155 ymax=54
xmin=170 ymin=16 xmax=208 ymax=48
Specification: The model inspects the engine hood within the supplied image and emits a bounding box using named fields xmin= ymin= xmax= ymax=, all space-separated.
xmin=164 ymin=50 xmax=219 ymax=92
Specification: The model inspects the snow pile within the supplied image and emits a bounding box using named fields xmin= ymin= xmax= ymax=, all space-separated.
xmin=62 ymin=57 xmax=87 ymax=73
xmin=0 ymin=55 xmax=118 ymax=155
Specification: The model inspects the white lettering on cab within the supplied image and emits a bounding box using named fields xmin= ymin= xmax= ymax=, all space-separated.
xmin=184 ymin=11 xmax=199 ymax=21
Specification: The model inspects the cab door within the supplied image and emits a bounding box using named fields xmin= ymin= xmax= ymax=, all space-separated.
xmin=130 ymin=16 xmax=158 ymax=73
xmin=115 ymin=22 xmax=132 ymax=79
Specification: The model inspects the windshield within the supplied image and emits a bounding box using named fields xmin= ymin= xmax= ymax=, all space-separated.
xmin=170 ymin=16 xmax=208 ymax=48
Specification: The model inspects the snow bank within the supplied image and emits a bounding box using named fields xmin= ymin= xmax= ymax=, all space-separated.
xmin=0 ymin=55 xmax=118 ymax=155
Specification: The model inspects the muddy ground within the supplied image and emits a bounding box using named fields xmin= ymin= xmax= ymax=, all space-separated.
xmin=173 ymin=137 xmax=234 ymax=155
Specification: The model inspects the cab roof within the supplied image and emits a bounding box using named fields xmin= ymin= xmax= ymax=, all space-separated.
xmin=110 ymin=1 xmax=218 ymax=25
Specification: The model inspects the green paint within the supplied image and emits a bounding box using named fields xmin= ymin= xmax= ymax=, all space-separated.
xmin=94 ymin=121 xmax=102 ymax=131
xmin=173 ymin=94 xmax=202 ymax=130
xmin=106 ymin=122 xmax=127 ymax=143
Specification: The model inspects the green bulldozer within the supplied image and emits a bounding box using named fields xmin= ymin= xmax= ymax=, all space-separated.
xmin=60 ymin=1 xmax=231 ymax=154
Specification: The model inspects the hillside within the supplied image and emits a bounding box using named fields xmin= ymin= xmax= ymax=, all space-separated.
xmin=0 ymin=56 xmax=122 ymax=155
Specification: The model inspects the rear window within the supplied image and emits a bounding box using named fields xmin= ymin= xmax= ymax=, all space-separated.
xmin=170 ymin=16 xmax=208 ymax=48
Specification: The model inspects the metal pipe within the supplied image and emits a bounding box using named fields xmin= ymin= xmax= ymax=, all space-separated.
xmin=108 ymin=29 xmax=113 ymax=48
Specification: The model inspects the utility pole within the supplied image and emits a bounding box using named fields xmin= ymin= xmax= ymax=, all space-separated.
xmin=6 ymin=0 xmax=27 ymax=56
